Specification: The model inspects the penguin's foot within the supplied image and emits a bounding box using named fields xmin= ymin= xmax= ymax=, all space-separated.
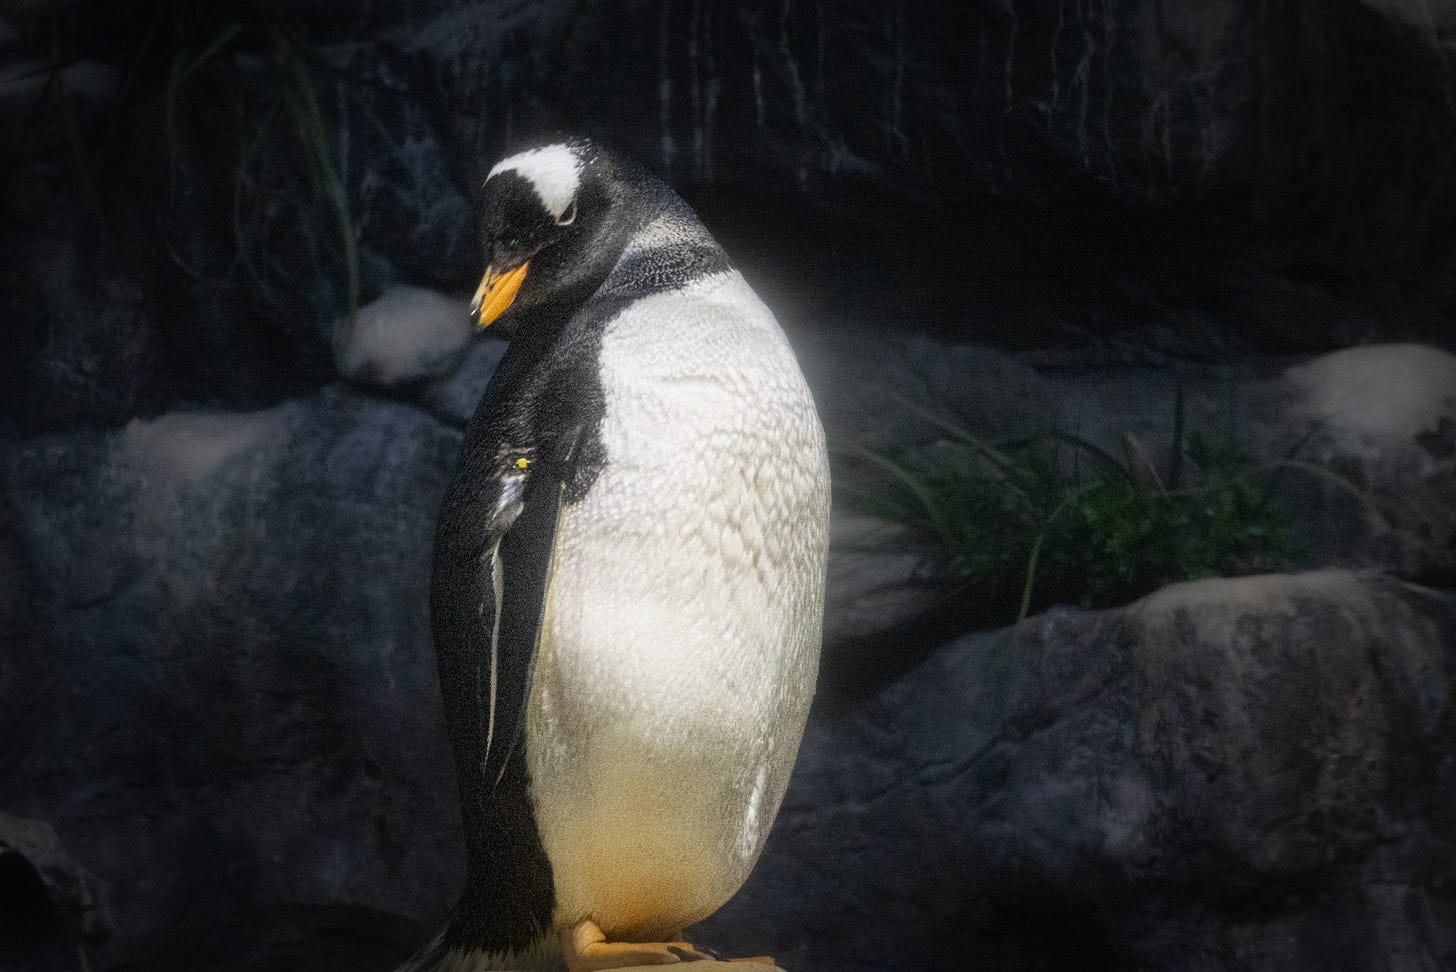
xmin=561 ymin=919 xmax=715 ymax=970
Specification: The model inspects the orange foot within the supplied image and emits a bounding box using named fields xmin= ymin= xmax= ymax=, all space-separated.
xmin=561 ymin=919 xmax=716 ymax=972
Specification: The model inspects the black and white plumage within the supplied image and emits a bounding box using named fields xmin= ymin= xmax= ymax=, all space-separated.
xmin=402 ymin=138 xmax=829 ymax=972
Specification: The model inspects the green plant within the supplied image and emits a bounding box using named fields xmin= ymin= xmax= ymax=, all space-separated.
xmin=157 ymin=5 xmax=361 ymax=325
xmin=272 ymin=24 xmax=360 ymax=318
xmin=834 ymin=392 xmax=1303 ymax=625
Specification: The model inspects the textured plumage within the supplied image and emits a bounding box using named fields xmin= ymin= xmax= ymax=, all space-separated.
xmin=403 ymin=138 xmax=829 ymax=972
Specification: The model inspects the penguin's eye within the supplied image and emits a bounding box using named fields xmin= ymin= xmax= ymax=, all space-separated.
xmin=555 ymin=200 xmax=577 ymax=227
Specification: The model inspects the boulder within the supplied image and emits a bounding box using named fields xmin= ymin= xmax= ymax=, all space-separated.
xmin=822 ymin=513 xmax=937 ymax=647
xmin=1358 ymin=0 xmax=1456 ymax=39
xmin=418 ymin=334 xmax=509 ymax=427
xmin=1281 ymin=344 xmax=1456 ymax=581
xmin=801 ymin=330 xmax=1057 ymax=452
xmin=1288 ymin=343 xmax=1456 ymax=451
xmin=0 ymin=197 xmax=173 ymax=437
xmin=0 ymin=812 xmax=107 ymax=970
xmin=1 ymin=390 xmax=464 ymax=969
xmin=701 ymin=570 xmax=1456 ymax=971
xmin=335 ymin=285 xmax=474 ymax=387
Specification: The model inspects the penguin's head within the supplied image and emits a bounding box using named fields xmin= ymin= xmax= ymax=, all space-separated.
xmin=470 ymin=138 xmax=634 ymax=329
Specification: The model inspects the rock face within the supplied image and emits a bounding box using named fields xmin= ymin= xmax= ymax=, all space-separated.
xmin=799 ymin=331 xmax=1057 ymax=452
xmin=389 ymin=0 xmax=1455 ymax=252
xmin=1 ymin=392 xmax=464 ymax=968
xmin=701 ymin=570 xmax=1456 ymax=971
xmin=822 ymin=514 xmax=936 ymax=648
xmin=3 ymin=0 xmax=1454 ymax=437
xmin=0 ymin=813 xmax=107 ymax=971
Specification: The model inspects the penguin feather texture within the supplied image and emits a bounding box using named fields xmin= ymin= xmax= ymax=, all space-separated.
xmin=409 ymin=138 xmax=830 ymax=971
xmin=528 ymin=267 xmax=829 ymax=938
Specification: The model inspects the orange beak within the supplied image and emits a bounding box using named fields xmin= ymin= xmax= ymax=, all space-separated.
xmin=470 ymin=262 xmax=530 ymax=327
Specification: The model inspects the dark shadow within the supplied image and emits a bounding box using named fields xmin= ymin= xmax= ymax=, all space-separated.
xmin=0 ymin=851 xmax=84 ymax=971
xmin=938 ymin=884 xmax=1120 ymax=972
xmin=812 ymin=587 xmax=1011 ymax=717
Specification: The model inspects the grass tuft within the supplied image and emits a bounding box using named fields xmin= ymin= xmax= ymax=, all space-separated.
xmin=834 ymin=391 xmax=1304 ymax=625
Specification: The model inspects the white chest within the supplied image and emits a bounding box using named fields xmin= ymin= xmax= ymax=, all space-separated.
xmin=525 ymin=271 xmax=830 ymax=937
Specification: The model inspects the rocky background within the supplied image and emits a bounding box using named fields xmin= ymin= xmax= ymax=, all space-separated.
xmin=2 ymin=1 xmax=1455 ymax=970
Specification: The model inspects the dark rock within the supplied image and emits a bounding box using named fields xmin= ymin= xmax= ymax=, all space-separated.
xmin=151 ymin=56 xmax=354 ymax=407
xmin=417 ymin=334 xmax=508 ymax=428
xmin=0 ymin=812 xmax=107 ymax=969
xmin=802 ymin=330 xmax=1057 ymax=451
xmin=313 ymin=40 xmax=478 ymax=292
xmin=0 ymin=186 xmax=173 ymax=436
xmin=0 ymin=390 xmax=463 ymax=969
xmin=822 ymin=513 xmax=937 ymax=647
xmin=402 ymin=0 xmax=1257 ymax=206
xmin=701 ymin=570 xmax=1456 ymax=971
xmin=1280 ymin=344 xmax=1456 ymax=582
xmin=1216 ymin=269 xmax=1384 ymax=353
xmin=385 ymin=0 xmax=1456 ymax=288
xmin=334 ymin=286 xmax=474 ymax=388
xmin=6 ymin=0 xmax=1454 ymax=436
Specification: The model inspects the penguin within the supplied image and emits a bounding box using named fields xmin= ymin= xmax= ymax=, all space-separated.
xmin=401 ymin=137 xmax=830 ymax=972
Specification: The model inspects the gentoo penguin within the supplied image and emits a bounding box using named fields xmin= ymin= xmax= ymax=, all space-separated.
xmin=401 ymin=138 xmax=830 ymax=972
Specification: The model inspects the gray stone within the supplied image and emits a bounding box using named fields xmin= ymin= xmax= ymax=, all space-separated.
xmin=1 ymin=390 xmax=464 ymax=968
xmin=1217 ymin=269 xmax=1385 ymax=352
xmin=316 ymin=40 xmax=478 ymax=291
xmin=800 ymin=330 xmax=1057 ymax=452
xmin=0 ymin=196 xmax=172 ymax=436
xmin=0 ymin=811 xmax=108 ymax=968
xmin=1282 ymin=344 xmax=1456 ymax=580
xmin=418 ymin=335 xmax=509 ymax=428
xmin=335 ymin=286 xmax=474 ymax=388
xmin=700 ymin=570 xmax=1456 ymax=971
xmin=822 ymin=513 xmax=938 ymax=646
xmin=1358 ymin=0 xmax=1456 ymax=39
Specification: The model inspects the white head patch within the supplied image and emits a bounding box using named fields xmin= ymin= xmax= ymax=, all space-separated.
xmin=486 ymin=144 xmax=582 ymax=219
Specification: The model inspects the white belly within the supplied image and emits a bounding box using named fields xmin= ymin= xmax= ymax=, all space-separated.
xmin=524 ymin=272 xmax=830 ymax=939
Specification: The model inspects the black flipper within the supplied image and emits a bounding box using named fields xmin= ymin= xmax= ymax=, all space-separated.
xmin=428 ymin=337 xmax=585 ymax=956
